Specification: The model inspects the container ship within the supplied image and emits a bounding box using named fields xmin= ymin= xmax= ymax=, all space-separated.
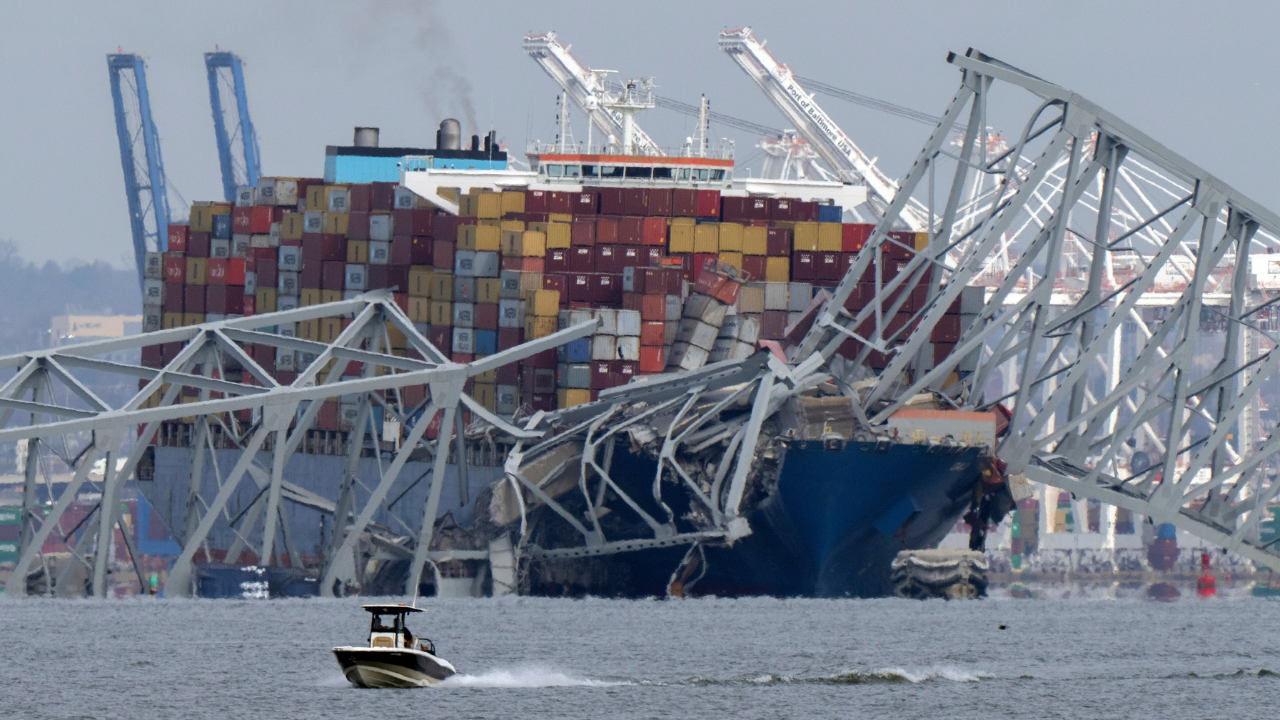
xmin=134 ymin=104 xmax=1009 ymax=598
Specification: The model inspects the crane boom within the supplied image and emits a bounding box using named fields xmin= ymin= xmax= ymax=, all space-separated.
xmin=523 ymin=32 xmax=664 ymax=156
xmin=205 ymin=51 xmax=262 ymax=202
xmin=718 ymin=27 xmax=927 ymax=230
xmin=107 ymin=53 xmax=172 ymax=286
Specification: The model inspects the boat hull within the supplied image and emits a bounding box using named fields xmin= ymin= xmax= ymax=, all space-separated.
xmin=332 ymin=647 xmax=455 ymax=688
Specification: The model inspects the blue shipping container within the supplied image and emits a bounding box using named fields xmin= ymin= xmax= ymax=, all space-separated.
xmin=818 ymin=205 xmax=844 ymax=223
xmin=474 ymin=330 xmax=497 ymax=355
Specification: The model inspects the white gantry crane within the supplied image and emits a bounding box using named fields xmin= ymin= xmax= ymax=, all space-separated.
xmin=719 ymin=27 xmax=929 ymax=231
xmin=523 ymin=31 xmax=664 ymax=156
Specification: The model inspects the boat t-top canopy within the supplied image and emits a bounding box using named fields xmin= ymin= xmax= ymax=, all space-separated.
xmin=361 ymin=604 xmax=423 ymax=614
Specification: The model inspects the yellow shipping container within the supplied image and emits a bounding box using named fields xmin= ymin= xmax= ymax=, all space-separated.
xmin=500 ymin=219 xmax=525 ymax=232
xmin=319 ymin=318 xmax=342 ymax=344
xmin=255 ymin=287 xmax=278 ymax=313
xmin=408 ymin=296 xmax=430 ymax=322
xmin=457 ymin=225 xmax=477 ymax=251
xmin=472 ymin=382 xmax=497 ymax=411
xmin=533 ymin=290 xmax=560 ymax=317
xmin=794 ymin=222 xmax=819 ymax=251
xmin=694 ymin=224 xmax=720 ymax=253
xmin=765 ymin=257 xmax=791 ymax=282
xmin=669 ymin=224 xmax=695 ymax=253
xmin=558 ymin=388 xmax=591 ymax=408
xmin=719 ymin=223 xmax=744 ymax=252
xmin=186 ymin=258 xmax=208 ymax=285
xmin=347 ymin=240 xmax=369 ymax=264
xmin=183 ymin=313 xmax=206 ymax=327
xmin=437 ymin=187 xmax=460 ymax=204
xmin=430 ymin=301 xmax=453 ymax=326
xmin=548 ymin=212 xmax=572 ymax=223
xmin=321 ymin=289 xmax=342 ymax=304
xmin=522 ymin=230 xmax=546 ymax=257
xmin=501 ymin=191 xmax=525 ymax=215
xmin=281 ymin=212 xmax=304 ymax=240
xmin=189 ymin=205 xmax=214 ymax=233
xmin=473 ymin=366 xmax=497 ymax=384
xmin=743 ymin=226 xmax=768 ymax=255
xmin=457 ymin=194 xmax=476 ymax=217
xmin=546 ymin=223 xmax=571 ymax=249
xmin=299 ymin=288 xmax=320 ymax=307
xmin=305 ymin=185 xmax=325 ymax=211
xmin=385 ymin=322 xmax=407 ymax=349
xmin=500 ymin=229 xmax=523 ymax=256
xmin=528 ymin=222 xmax=548 ymax=234
xmin=475 ymin=224 xmax=501 ymax=252
xmin=475 ymin=191 xmax=502 ymax=219
xmin=298 ymin=319 xmax=320 ymax=341
xmin=719 ymin=252 xmax=743 ymax=270
xmin=914 ymin=232 xmax=929 ymax=251
xmin=430 ymin=273 xmax=453 ymax=300
xmin=477 ymin=278 xmax=501 ymax=304
xmin=669 ymin=216 xmax=696 ymax=226
xmin=519 ymin=271 xmax=544 ymax=299
xmin=408 ymin=267 xmax=432 ymax=297
xmin=163 ymin=312 xmax=183 ymax=330
xmin=817 ymin=223 xmax=842 ymax=252
xmin=323 ymin=211 xmax=349 ymax=235
xmin=530 ymin=316 xmax=558 ymax=339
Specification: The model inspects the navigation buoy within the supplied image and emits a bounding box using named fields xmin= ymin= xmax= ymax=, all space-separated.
xmin=1196 ymin=551 xmax=1216 ymax=598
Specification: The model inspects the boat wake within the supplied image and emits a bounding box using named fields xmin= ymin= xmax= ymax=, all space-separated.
xmin=745 ymin=667 xmax=994 ymax=685
xmin=439 ymin=666 xmax=630 ymax=688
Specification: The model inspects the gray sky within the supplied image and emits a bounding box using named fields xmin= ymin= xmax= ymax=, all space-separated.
xmin=3 ymin=1 xmax=1279 ymax=267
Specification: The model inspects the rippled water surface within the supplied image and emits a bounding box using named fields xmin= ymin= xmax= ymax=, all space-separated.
xmin=4 ymin=594 xmax=1278 ymax=719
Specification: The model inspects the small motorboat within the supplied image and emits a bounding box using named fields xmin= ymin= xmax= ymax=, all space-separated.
xmin=333 ymin=604 xmax=457 ymax=688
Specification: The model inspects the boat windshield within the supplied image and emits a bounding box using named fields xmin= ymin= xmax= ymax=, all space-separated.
xmin=370 ymin=613 xmax=400 ymax=633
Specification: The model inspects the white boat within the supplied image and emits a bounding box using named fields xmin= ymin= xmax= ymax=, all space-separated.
xmin=332 ymin=604 xmax=456 ymax=688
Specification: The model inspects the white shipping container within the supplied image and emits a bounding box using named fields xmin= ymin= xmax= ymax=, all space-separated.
xmin=764 ymin=282 xmax=789 ymax=311
xmin=142 ymin=310 xmax=161 ymax=333
xmin=737 ymin=315 xmax=760 ymax=345
xmin=719 ymin=315 xmax=741 ymax=339
xmin=275 ymin=351 xmax=297 ymax=372
xmin=500 ymin=270 xmax=521 ymax=299
xmin=452 ymin=327 xmax=474 ymax=353
xmin=278 ymin=271 xmax=299 ymax=296
xmin=142 ymin=278 xmax=164 ymax=304
xmin=274 ymin=180 xmax=298 ymax=207
xmin=276 ymin=296 xmax=299 ymax=313
xmin=594 ymin=308 xmax=617 ymax=335
xmin=142 ymin=252 xmax=163 ymax=280
xmin=665 ymin=295 xmax=682 ymax=321
xmin=667 ymin=342 xmax=708 ymax=372
xmin=788 ymin=282 xmax=812 ymax=312
xmin=303 ymin=211 xmax=323 ymax=233
xmin=453 ymin=303 xmax=474 ymax=328
xmin=232 ymin=234 xmax=250 ymax=258
xmin=210 ymin=239 xmax=231 ymax=259
xmin=708 ymin=337 xmax=735 ymax=363
xmin=683 ymin=294 xmax=728 ymax=326
xmin=568 ymin=309 xmax=593 ymax=327
xmin=616 ymin=336 xmax=640 ymax=361
xmin=327 ymin=187 xmax=349 ymax=212
xmin=496 ymin=385 xmax=519 ymax=415
xmin=591 ymin=335 xmax=617 ymax=361
xmin=244 ymin=271 xmax=256 ymax=295
xmin=394 ymin=187 xmax=416 ymax=209
xmin=235 ymin=186 xmax=255 ymax=207
xmin=369 ymin=214 xmax=393 ymax=242
xmin=564 ymin=363 xmax=592 ymax=389
xmin=616 ymin=309 xmax=641 ymax=336
xmin=345 ymin=264 xmax=367 ymax=291
xmin=256 ymin=180 xmax=276 ymax=205
xmin=269 ymin=221 xmax=282 ymax=244
xmin=664 ymin=320 xmax=679 ymax=346
xmin=676 ymin=319 xmax=720 ymax=351
xmin=369 ymin=241 xmax=390 ymax=265
xmin=729 ymin=341 xmax=755 ymax=360
xmin=250 ymin=234 xmax=275 ymax=248
xmin=278 ymin=246 xmax=301 ymax=271
xmin=498 ymin=299 xmax=524 ymax=329
xmin=740 ymin=283 xmax=766 ymax=313
xmin=205 ymin=313 xmax=226 ymax=322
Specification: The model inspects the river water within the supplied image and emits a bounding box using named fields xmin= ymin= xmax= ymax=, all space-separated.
xmin=3 ymin=591 xmax=1278 ymax=719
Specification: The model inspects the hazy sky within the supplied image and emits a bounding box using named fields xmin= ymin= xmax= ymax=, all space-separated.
xmin=4 ymin=1 xmax=1280 ymax=267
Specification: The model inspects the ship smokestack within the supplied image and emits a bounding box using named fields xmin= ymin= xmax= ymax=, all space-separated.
xmin=470 ymin=134 xmax=480 ymax=152
xmin=353 ymin=127 xmax=379 ymax=148
xmin=436 ymin=119 xmax=461 ymax=151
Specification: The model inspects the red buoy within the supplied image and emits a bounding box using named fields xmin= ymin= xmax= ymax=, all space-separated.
xmin=1196 ymin=552 xmax=1216 ymax=598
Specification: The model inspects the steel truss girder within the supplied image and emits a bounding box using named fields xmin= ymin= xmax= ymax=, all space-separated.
xmin=3 ymin=291 xmax=598 ymax=598
xmin=793 ymin=48 xmax=1280 ymax=569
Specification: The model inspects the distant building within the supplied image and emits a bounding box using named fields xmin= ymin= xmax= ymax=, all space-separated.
xmin=50 ymin=315 xmax=142 ymax=347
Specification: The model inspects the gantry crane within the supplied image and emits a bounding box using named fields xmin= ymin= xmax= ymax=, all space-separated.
xmin=107 ymin=53 xmax=173 ymax=285
xmin=205 ymin=52 xmax=262 ymax=202
xmin=523 ymin=32 xmax=664 ymax=156
xmin=718 ymin=27 xmax=929 ymax=230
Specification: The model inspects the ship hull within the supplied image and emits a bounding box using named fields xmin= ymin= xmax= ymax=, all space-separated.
xmin=333 ymin=647 xmax=455 ymax=688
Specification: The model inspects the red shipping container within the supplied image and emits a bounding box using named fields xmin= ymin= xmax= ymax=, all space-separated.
xmin=411 ymin=208 xmax=435 ymax=236
xmin=475 ymin=303 xmax=499 ymax=330
xmin=300 ymin=262 xmax=322 ymax=288
xmin=525 ymin=189 xmax=549 ymax=214
xmin=745 ymin=196 xmax=771 ymax=221
xmin=347 ymin=211 xmax=370 ymax=241
xmin=393 ymin=292 xmax=409 ymax=312
xmin=842 ymin=223 xmax=872 ymax=252
xmin=720 ymin=196 xmax=745 ymax=222
xmin=243 ymin=206 xmax=273 ymax=234
xmin=793 ymin=251 xmax=816 ymax=281
xmin=501 ymin=256 xmax=523 ymax=271
xmin=696 ymin=189 xmax=721 ymax=218
xmin=322 ymin=261 xmax=346 ymax=290
xmin=598 ymin=188 xmax=625 ymax=215
xmin=207 ymin=258 xmax=246 ymax=285
xmin=548 ymin=191 xmax=573 ymax=214
xmin=694 ymin=269 xmax=727 ymax=296
xmin=595 ymin=217 xmax=620 ymax=244
xmin=931 ymin=315 xmax=962 ymax=342
xmin=256 ymin=258 xmax=278 ymax=288
xmin=497 ymin=327 xmax=523 ymax=351
xmin=167 ymin=224 xmax=188 ymax=252
xmin=185 ymin=285 xmax=207 ymax=313
xmin=371 ymin=182 xmax=396 ymax=211
xmin=593 ymin=273 xmax=622 ymax=304
xmin=619 ymin=216 xmax=644 ymax=245
xmin=432 ymin=240 xmax=455 ymax=271
xmin=641 ymin=217 xmax=668 ymax=246
xmin=771 ymin=198 xmax=798 ymax=222
xmin=164 ymin=257 xmax=186 ymax=282
xmin=619 ymin=246 xmax=642 ymax=269
xmin=713 ymin=279 xmax=740 ymax=306
xmin=574 ymin=191 xmax=599 ymax=214
xmin=693 ymin=253 xmax=718 ymax=277
xmin=522 ymin=257 xmax=545 ymax=273
xmin=568 ymin=273 xmax=593 ymax=302
xmin=742 ymin=255 xmax=767 ymax=281
xmin=495 ymin=362 xmax=519 ymax=386
xmin=816 ymin=252 xmax=842 ymax=281
xmin=348 ymin=184 xmax=371 ymax=212
xmin=886 ymin=231 xmax=916 ymax=260
xmin=141 ymin=344 xmax=162 ymax=368
xmin=571 ymin=217 xmax=596 ymax=246
xmin=392 ymin=236 xmax=433 ymax=265
xmin=543 ymin=274 xmax=568 ymax=297
xmin=302 ymin=234 xmax=345 ymax=263
xmin=595 ymin=245 xmax=621 ymax=273
xmin=525 ymin=212 xmax=549 ymax=224
xmin=188 ymin=232 xmax=211 ymax=258
xmin=528 ymin=348 xmax=558 ymax=368
xmin=428 ymin=326 xmax=452 ymax=354
xmin=206 ymin=285 xmax=245 ymax=315
xmin=433 ymin=214 xmax=457 ymax=242
xmin=547 ymin=248 xmax=570 ymax=273
xmin=672 ymin=188 xmax=697 ymax=217
xmin=232 ymin=206 xmax=253 ymax=234
xmin=640 ymin=321 xmax=665 ymax=345
xmin=622 ymin=188 xmax=647 ymax=216
xmin=452 ymin=353 xmax=475 ymax=365
xmin=643 ymin=247 xmax=666 ymax=267
xmin=366 ymin=264 xmax=389 ymax=290
xmin=639 ymin=346 xmax=665 ymax=373
xmin=591 ymin=361 xmax=613 ymax=390
xmin=766 ymin=228 xmax=791 ymax=256
xmin=640 ymin=294 xmax=667 ymax=321
xmin=648 ymin=188 xmax=672 ymax=216
xmin=759 ymin=310 xmax=788 ymax=339
xmin=164 ymin=282 xmax=184 ymax=312
xmin=670 ymin=253 xmax=694 ymax=282
xmin=617 ymin=361 xmax=636 ymax=385
xmin=622 ymin=293 xmax=643 ymax=311
xmin=570 ymin=246 xmax=595 ymax=272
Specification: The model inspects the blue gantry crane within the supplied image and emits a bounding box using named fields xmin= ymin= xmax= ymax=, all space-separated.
xmin=107 ymin=53 xmax=173 ymax=284
xmin=204 ymin=51 xmax=261 ymax=202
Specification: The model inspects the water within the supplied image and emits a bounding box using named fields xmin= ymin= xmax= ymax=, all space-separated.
xmin=4 ymin=593 xmax=1279 ymax=719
